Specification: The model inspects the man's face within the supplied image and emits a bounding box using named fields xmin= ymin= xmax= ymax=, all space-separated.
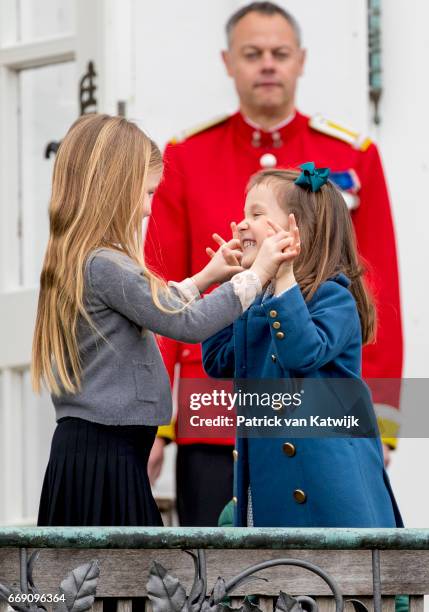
xmin=222 ymin=12 xmax=305 ymax=115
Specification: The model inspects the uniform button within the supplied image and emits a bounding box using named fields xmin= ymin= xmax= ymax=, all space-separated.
xmin=182 ymin=349 xmax=190 ymax=357
xmin=269 ymin=310 xmax=277 ymax=318
xmin=293 ymin=489 xmax=307 ymax=504
xmin=283 ymin=442 xmax=296 ymax=457
xmin=272 ymin=321 xmax=281 ymax=329
xmin=271 ymin=354 xmax=277 ymax=362
xmin=259 ymin=153 xmax=277 ymax=168
xmin=272 ymin=131 xmax=282 ymax=148
xmin=276 ymin=331 xmax=285 ymax=340
xmin=232 ymin=496 xmax=238 ymax=505
xmin=232 ymin=449 xmax=238 ymax=461
xmin=252 ymin=131 xmax=261 ymax=147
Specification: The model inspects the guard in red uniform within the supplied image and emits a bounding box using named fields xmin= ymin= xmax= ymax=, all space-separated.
xmin=145 ymin=2 xmax=403 ymax=526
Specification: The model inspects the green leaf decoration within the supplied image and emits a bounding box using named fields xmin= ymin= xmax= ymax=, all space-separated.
xmin=241 ymin=596 xmax=263 ymax=611
xmin=212 ymin=577 xmax=227 ymax=605
xmin=55 ymin=560 xmax=99 ymax=612
xmin=146 ymin=561 xmax=187 ymax=612
xmin=275 ymin=592 xmax=302 ymax=612
xmin=211 ymin=596 xmax=262 ymax=611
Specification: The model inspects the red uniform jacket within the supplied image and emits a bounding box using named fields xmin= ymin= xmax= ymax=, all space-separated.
xmin=145 ymin=111 xmax=403 ymax=446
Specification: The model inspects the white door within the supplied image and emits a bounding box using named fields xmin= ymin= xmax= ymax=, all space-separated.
xmin=0 ymin=0 xmax=79 ymax=525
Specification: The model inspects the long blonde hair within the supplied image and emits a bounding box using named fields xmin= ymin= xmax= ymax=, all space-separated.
xmin=248 ymin=169 xmax=376 ymax=344
xmin=32 ymin=113 xmax=168 ymax=395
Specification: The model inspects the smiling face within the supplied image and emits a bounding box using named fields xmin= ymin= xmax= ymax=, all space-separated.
xmin=222 ymin=12 xmax=305 ymax=119
xmin=238 ymin=182 xmax=290 ymax=268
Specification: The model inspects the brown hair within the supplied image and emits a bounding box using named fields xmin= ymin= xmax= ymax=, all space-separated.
xmin=248 ymin=169 xmax=376 ymax=344
xmin=31 ymin=113 xmax=170 ymax=395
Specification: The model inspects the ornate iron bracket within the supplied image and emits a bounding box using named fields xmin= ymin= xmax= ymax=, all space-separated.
xmin=79 ymin=61 xmax=97 ymax=116
xmin=146 ymin=549 xmax=380 ymax=612
xmin=0 ymin=544 xmax=382 ymax=611
xmin=0 ymin=548 xmax=99 ymax=612
xmin=44 ymin=60 xmax=98 ymax=158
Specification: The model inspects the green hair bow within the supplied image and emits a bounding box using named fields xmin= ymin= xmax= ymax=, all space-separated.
xmin=294 ymin=161 xmax=330 ymax=192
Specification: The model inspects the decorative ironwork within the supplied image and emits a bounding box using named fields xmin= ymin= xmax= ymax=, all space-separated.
xmin=0 ymin=529 xmax=418 ymax=611
xmin=79 ymin=61 xmax=97 ymax=116
xmin=368 ymin=0 xmax=382 ymax=124
xmin=44 ymin=60 xmax=98 ymax=158
xmin=44 ymin=141 xmax=61 ymax=159
xmin=0 ymin=548 xmax=99 ymax=612
xmin=146 ymin=549 xmax=375 ymax=612
xmin=117 ymin=101 xmax=126 ymax=117
xmin=44 ymin=139 xmax=61 ymax=158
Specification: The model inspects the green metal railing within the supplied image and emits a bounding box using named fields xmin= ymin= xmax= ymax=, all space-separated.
xmin=0 ymin=527 xmax=428 ymax=549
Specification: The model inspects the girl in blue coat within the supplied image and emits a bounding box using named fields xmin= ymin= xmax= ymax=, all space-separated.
xmin=202 ymin=163 xmax=402 ymax=528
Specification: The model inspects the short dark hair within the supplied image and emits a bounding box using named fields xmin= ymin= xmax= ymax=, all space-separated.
xmin=225 ymin=2 xmax=302 ymax=47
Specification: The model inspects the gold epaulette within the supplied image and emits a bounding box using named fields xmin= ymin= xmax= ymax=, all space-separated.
xmin=309 ymin=114 xmax=372 ymax=152
xmin=169 ymin=114 xmax=230 ymax=144
xmin=378 ymin=416 xmax=400 ymax=450
xmin=157 ymin=422 xmax=175 ymax=442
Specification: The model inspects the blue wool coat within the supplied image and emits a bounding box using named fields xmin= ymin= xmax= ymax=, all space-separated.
xmin=202 ymin=275 xmax=403 ymax=527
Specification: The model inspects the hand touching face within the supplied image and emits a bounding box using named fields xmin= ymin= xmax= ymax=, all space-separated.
xmin=237 ymin=182 xmax=291 ymax=268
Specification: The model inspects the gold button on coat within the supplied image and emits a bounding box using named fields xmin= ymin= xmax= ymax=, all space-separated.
xmin=232 ymin=449 xmax=238 ymax=461
xmin=271 ymin=354 xmax=277 ymax=362
xmin=273 ymin=321 xmax=281 ymax=329
xmin=269 ymin=310 xmax=277 ymax=318
xmin=276 ymin=331 xmax=285 ymax=340
xmin=283 ymin=442 xmax=296 ymax=457
xmin=232 ymin=496 xmax=238 ymax=505
xmin=293 ymin=489 xmax=307 ymax=504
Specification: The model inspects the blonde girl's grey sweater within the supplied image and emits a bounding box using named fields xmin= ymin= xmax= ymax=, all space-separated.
xmin=53 ymin=248 xmax=256 ymax=426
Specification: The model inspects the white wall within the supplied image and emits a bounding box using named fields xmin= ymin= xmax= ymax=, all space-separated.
xmin=377 ymin=1 xmax=429 ymax=527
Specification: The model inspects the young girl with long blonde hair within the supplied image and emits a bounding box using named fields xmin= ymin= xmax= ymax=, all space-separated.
xmin=32 ymin=113 xmax=295 ymax=526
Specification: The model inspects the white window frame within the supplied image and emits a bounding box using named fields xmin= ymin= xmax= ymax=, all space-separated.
xmin=0 ymin=4 xmax=76 ymax=524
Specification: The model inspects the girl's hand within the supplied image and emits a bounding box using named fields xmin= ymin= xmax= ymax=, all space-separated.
xmin=250 ymin=215 xmax=300 ymax=287
xmin=147 ymin=437 xmax=165 ymax=485
xmin=272 ymin=214 xmax=301 ymax=294
xmin=205 ymin=222 xmax=241 ymax=264
xmin=192 ymin=226 xmax=244 ymax=292
xmin=275 ymin=213 xmax=301 ymax=274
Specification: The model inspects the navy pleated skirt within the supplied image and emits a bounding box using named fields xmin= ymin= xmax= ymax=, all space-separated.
xmin=38 ymin=417 xmax=163 ymax=526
